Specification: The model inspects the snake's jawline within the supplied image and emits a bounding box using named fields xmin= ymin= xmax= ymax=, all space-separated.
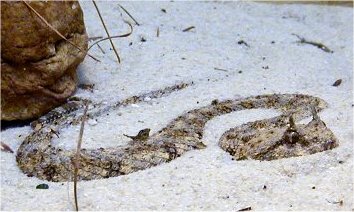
xmin=16 ymin=93 xmax=338 ymax=182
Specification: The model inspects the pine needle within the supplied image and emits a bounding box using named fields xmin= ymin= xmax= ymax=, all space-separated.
xmin=92 ymin=0 xmax=121 ymax=63
xmin=117 ymin=4 xmax=140 ymax=26
xmin=73 ymin=101 xmax=89 ymax=211
xmin=88 ymin=36 xmax=103 ymax=41
xmin=22 ymin=0 xmax=100 ymax=62
xmin=97 ymin=44 xmax=106 ymax=54
xmin=88 ymin=21 xmax=133 ymax=51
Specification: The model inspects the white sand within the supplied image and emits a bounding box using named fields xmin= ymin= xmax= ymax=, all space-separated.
xmin=1 ymin=1 xmax=353 ymax=210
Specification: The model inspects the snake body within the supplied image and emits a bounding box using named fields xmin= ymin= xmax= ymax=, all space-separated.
xmin=16 ymin=84 xmax=338 ymax=182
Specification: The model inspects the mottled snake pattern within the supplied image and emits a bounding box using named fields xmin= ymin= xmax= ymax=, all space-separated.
xmin=16 ymin=83 xmax=338 ymax=182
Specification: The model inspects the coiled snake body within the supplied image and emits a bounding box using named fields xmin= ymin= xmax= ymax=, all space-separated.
xmin=16 ymin=84 xmax=338 ymax=182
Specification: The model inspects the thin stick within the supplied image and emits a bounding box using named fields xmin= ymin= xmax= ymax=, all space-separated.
xmin=291 ymin=33 xmax=333 ymax=53
xmin=97 ymin=44 xmax=106 ymax=54
xmin=182 ymin=26 xmax=195 ymax=32
xmin=88 ymin=36 xmax=103 ymax=42
xmin=214 ymin=67 xmax=229 ymax=72
xmin=118 ymin=4 xmax=140 ymax=26
xmin=88 ymin=21 xmax=133 ymax=51
xmin=73 ymin=102 xmax=89 ymax=211
xmin=22 ymin=1 xmax=100 ymax=62
xmin=92 ymin=0 xmax=121 ymax=63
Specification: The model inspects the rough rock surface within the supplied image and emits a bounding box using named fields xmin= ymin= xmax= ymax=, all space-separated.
xmin=1 ymin=1 xmax=88 ymax=121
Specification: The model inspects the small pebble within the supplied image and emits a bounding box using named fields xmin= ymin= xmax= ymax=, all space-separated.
xmin=332 ymin=79 xmax=342 ymax=87
xmin=36 ymin=184 xmax=49 ymax=189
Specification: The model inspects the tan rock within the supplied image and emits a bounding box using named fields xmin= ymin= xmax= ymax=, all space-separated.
xmin=1 ymin=1 xmax=88 ymax=121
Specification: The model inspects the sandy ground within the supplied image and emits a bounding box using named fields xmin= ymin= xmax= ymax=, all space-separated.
xmin=1 ymin=1 xmax=353 ymax=211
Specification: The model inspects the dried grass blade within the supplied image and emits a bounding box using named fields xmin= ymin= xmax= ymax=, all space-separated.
xmin=73 ymin=101 xmax=89 ymax=211
xmin=88 ymin=36 xmax=103 ymax=42
xmin=92 ymin=0 xmax=121 ymax=63
xmin=97 ymin=44 xmax=106 ymax=54
xmin=182 ymin=26 xmax=195 ymax=32
xmin=118 ymin=4 xmax=140 ymax=26
xmin=88 ymin=21 xmax=133 ymax=51
xmin=22 ymin=1 xmax=100 ymax=62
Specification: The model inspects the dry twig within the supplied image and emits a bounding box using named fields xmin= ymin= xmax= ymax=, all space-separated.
xmin=118 ymin=4 xmax=140 ymax=26
xmin=88 ymin=36 xmax=103 ymax=41
xmin=22 ymin=1 xmax=100 ymax=62
xmin=292 ymin=33 xmax=333 ymax=53
xmin=214 ymin=67 xmax=229 ymax=72
xmin=88 ymin=21 xmax=133 ymax=51
xmin=182 ymin=26 xmax=195 ymax=32
xmin=238 ymin=206 xmax=252 ymax=211
xmin=92 ymin=0 xmax=121 ymax=63
xmin=97 ymin=44 xmax=106 ymax=54
xmin=73 ymin=101 xmax=89 ymax=211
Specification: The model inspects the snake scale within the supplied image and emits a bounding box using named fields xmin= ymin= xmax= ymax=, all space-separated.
xmin=16 ymin=83 xmax=338 ymax=182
